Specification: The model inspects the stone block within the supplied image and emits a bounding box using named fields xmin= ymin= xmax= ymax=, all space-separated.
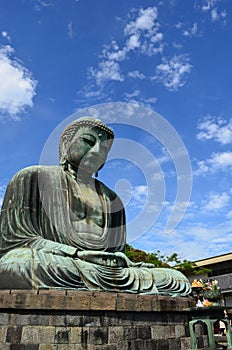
xmin=98 ymin=314 xmax=119 ymax=327
xmin=175 ymin=324 xmax=186 ymax=338
xmin=0 ymin=343 xmax=10 ymax=350
xmin=40 ymin=294 xmax=67 ymax=310
xmin=9 ymin=291 xmax=38 ymax=310
xmin=66 ymin=290 xmax=91 ymax=310
xmin=39 ymin=345 xmax=57 ymax=350
xmin=21 ymin=326 xmax=39 ymax=344
xmin=9 ymin=345 xmax=39 ymax=350
xmin=29 ymin=314 xmax=50 ymax=327
xmin=126 ymin=339 xmax=145 ymax=350
xmin=70 ymin=327 xmax=82 ymax=344
xmin=0 ymin=326 xmax=7 ymax=342
xmin=151 ymin=297 xmax=161 ymax=311
xmin=48 ymin=315 xmax=66 ymax=327
xmin=116 ymin=341 xmax=132 ymax=350
xmin=90 ymin=292 xmax=117 ymax=310
xmin=136 ymin=326 xmax=151 ymax=340
xmin=54 ymin=327 xmax=71 ymax=344
xmin=0 ymin=291 xmax=196 ymax=349
xmin=159 ymin=297 xmax=172 ymax=311
xmin=103 ymin=345 xmax=117 ymax=350
xmin=151 ymin=325 xmax=175 ymax=339
xmin=9 ymin=345 xmax=25 ymax=350
xmin=6 ymin=326 xmax=22 ymax=343
xmin=22 ymin=326 xmax=55 ymax=344
xmin=180 ymin=336 xmax=191 ymax=350
xmin=116 ymin=294 xmax=137 ymax=311
xmin=65 ymin=315 xmax=82 ymax=327
xmin=168 ymin=338 xmax=181 ymax=350
xmin=123 ymin=327 xmax=136 ymax=340
xmin=144 ymin=339 xmax=159 ymax=350
xmin=108 ymin=326 xmax=124 ymax=343
xmin=89 ymin=327 xmax=108 ymax=345
xmin=136 ymin=295 xmax=152 ymax=311
xmin=0 ymin=312 xmax=9 ymax=325
xmin=54 ymin=345 xmax=79 ymax=350
xmin=24 ymin=345 xmax=40 ymax=350
xmin=9 ymin=314 xmax=31 ymax=326
xmin=153 ymin=339 xmax=169 ymax=350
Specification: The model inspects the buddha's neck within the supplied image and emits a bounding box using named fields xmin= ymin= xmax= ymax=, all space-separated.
xmin=66 ymin=163 xmax=95 ymax=184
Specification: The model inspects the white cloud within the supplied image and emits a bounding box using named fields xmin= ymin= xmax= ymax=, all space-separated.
xmin=89 ymin=60 xmax=124 ymax=86
xmin=142 ymin=97 xmax=158 ymax=106
xmin=124 ymin=90 xmax=141 ymax=99
xmin=226 ymin=211 xmax=232 ymax=219
xmin=195 ymin=151 xmax=232 ymax=175
xmin=126 ymin=34 xmax=140 ymax=51
xmin=200 ymin=0 xmax=227 ymax=23
xmin=183 ymin=22 xmax=198 ymax=37
xmin=197 ymin=116 xmax=232 ymax=144
xmin=124 ymin=7 xmax=158 ymax=35
xmin=124 ymin=7 xmax=163 ymax=56
xmin=68 ymin=21 xmax=73 ymax=38
xmin=0 ymin=45 xmax=37 ymax=120
xmin=211 ymin=8 xmax=227 ymax=22
xmin=137 ymin=215 xmax=232 ymax=261
xmin=153 ymin=54 xmax=192 ymax=91
xmin=89 ymin=6 xmax=163 ymax=87
xmin=130 ymin=185 xmax=148 ymax=208
xmin=209 ymin=152 xmax=232 ymax=168
xmin=35 ymin=0 xmax=52 ymax=11
xmin=201 ymin=0 xmax=218 ymax=12
xmin=128 ymin=70 xmax=145 ymax=79
xmin=123 ymin=91 xmax=158 ymax=108
xmin=1 ymin=31 xmax=11 ymax=42
xmin=203 ymin=192 xmax=231 ymax=211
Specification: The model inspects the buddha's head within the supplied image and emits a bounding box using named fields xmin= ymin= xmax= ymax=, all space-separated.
xmin=59 ymin=117 xmax=114 ymax=177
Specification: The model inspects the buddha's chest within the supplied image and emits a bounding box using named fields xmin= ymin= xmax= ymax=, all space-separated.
xmin=69 ymin=182 xmax=105 ymax=228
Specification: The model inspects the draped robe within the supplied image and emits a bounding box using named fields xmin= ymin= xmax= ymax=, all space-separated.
xmin=0 ymin=166 xmax=191 ymax=295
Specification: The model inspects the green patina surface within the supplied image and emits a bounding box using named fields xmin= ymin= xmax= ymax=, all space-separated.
xmin=0 ymin=117 xmax=191 ymax=296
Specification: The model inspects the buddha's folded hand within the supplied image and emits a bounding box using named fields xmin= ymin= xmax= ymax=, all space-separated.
xmin=114 ymin=252 xmax=155 ymax=268
xmin=76 ymin=250 xmax=127 ymax=267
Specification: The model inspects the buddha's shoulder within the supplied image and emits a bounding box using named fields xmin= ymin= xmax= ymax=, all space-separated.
xmin=12 ymin=166 xmax=64 ymax=181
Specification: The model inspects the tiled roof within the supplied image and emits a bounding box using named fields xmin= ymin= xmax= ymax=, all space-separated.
xmin=211 ymin=273 xmax=232 ymax=291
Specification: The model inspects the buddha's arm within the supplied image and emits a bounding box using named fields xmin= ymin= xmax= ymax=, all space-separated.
xmin=114 ymin=251 xmax=155 ymax=268
xmin=76 ymin=251 xmax=155 ymax=268
xmin=0 ymin=167 xmax=78 ymax=257
xmin=1 ymin=204 xmax=78 ymax=257
xmin=25 ymin=238 xmax=77 ymax=257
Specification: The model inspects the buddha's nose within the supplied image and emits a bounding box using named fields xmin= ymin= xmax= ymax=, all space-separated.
xmin=91 ymin=141 xmax=101 ymax=154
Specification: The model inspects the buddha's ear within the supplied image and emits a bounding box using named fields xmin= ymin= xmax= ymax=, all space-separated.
xmin=59 ymin=135 xmax=69 ymax=167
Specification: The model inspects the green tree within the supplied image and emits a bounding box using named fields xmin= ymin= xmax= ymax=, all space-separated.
xmin=124 ymin=244 xmax=210 ymax=276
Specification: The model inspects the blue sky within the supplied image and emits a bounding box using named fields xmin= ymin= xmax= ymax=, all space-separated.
xmin=0 ymin=0 xmax=232 ymax=261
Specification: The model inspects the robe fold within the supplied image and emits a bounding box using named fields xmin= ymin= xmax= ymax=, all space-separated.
xmin=0 ymin=166 xmax=191 ymax=295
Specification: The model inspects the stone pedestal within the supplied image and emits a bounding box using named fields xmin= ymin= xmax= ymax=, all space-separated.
xmin=0 ymin=289 xmax=197 ymax=350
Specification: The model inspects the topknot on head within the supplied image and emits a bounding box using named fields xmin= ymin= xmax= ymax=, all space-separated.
xmin=61 ymin=117 xmax=114 ymax=143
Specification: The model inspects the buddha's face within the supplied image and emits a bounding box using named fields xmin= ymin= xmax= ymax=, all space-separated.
xmin=66 ymin=126 xmax=112 ymax=174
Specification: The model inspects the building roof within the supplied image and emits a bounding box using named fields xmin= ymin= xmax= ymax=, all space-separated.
xmin=195 ymin=252 xmax=232 ymax=267
xmin=212 ymin=273 xmax=232 ymax=292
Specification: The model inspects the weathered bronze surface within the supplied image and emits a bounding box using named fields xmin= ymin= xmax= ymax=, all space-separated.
xmin=0 ymin=117 xmax=191 ymax=295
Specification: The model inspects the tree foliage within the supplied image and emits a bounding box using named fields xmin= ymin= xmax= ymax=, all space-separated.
xmin=124 ymin=244 xmax=211 ymax=276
